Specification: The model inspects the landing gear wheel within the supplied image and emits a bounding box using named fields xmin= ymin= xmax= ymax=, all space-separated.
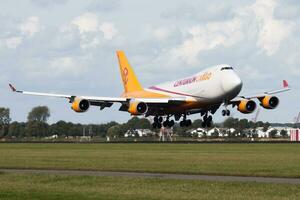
xmin=156 ymin=123 xmax=162 ymax=129
xmin=163 ymin=121 xmax=168 ymax=127
xmin=202 ymin=114 xmax=213 ymax=128
xmin=169 ymin=120 xmax=175 ymax=127
xmin=158 ymin=117 xmax=163 ymax=123
xmin=226 ymin=110 xmax=230 ymax=116
xmin=207 ymin=115 xmax=212 ymax=122
xmin=222 ymin=110 xmax=226 ymax=116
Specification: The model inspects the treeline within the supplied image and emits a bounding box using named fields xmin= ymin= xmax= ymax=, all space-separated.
xmin=0 ymin=106 xmax=298 ymax=138
xmin=0 ymin=106 xmax=152 ymax=138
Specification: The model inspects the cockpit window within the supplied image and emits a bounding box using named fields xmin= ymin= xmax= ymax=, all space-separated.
xmin=221 ymin=67 xmax=233 ymax=71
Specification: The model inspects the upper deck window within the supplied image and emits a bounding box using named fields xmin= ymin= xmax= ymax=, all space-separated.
xmin=221 ymin=67 xmax=233 ymax=71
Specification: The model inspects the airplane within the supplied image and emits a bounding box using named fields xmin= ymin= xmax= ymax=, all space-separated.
xmin=9 ymin=51 xmax=290 ymax=128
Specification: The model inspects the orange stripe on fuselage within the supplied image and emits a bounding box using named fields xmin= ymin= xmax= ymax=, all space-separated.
xmin=122 ymin=89 xmax=205 ymax=113
xmin=121 ymin=89 xmax=170 ymax=98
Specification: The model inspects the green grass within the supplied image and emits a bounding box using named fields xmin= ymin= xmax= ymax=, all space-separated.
xmin=0 ymin=143 xmax=299 ymax=178
xmin=0 ymin=172 xmax=299 ymax=200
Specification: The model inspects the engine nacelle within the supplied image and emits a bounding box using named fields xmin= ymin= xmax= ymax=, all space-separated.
xmin=128 ymin=101 xmax=148 ymax=115
xmin=71 ymin=98 xmax=90 ymax=113
xmin=259 ymin=96 xmax=279 ymax=109
xmin=237 ymin=100 xmax=256 ymax=114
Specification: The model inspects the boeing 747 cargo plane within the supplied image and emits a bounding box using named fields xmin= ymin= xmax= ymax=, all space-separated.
xmin=9 ymin=51 xmax=290 ymax=128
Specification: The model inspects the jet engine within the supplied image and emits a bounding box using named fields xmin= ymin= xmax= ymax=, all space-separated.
xmin=259 ymin=96 xmax=279 ymax=109
xmin=128 ymin=101 xmax=148 ymax=115
xmin=237 ymin=100 xmax=256 ymax=114
xmin=71 ymin=98 xmax=90 ymax=113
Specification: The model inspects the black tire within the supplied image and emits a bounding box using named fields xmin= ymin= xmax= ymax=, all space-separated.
xmin=157 ymin=123 xmax=162 ymax=129
xmin=169 ymin=120 xmax=175 ymax=127
xmin=226 ymin=110 xmax=230 ymax=116
xmin=222 ymin=110 xmax=226 ymax=116
xmin=207 ymin=116 xmax=212 ymax=122
xmin=158 ymin=117 xmax=163 ymax=123
xmin=163 ymin=121 xmax=168 ymax=127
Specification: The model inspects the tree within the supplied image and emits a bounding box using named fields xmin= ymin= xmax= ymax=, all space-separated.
xmin=192 ymin=119 xmax=203 ymax=129
xmin=27 ymin=106 xmax=50 ymax=122
xmin=25 ymin=121 xmax=49 ymax=137
xmin=211 ymin=129 xmax=219 ymax=138
xmin=26 ymin=106 xmax=50 ymax=137
xmin=0 ymin=108 xmax=11 ymax=137
xmin=8 ymin=122 xmax=26 ymax=138
xmin=269 ymin=129 xmax=278 ymax=138
xmin=280 ymin=130 xmax=288 ymax=138
xmin=223 ymin=117 xmax=238 ymax=128
xmin=107 ymin=125 xmax=124 ymax=138
xmin=263 ymin=122 xmax=270 ymax=132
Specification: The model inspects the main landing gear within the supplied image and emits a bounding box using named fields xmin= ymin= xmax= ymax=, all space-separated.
xmin=153 ymin=116 xmax=175 ymax=129
xmin=202 ymin=114 xmax=212 ymax=128
xmin=179 ymin=115 xmax=192 ymax=127
xmin=153 ymin=115 xmax=192 ymax=128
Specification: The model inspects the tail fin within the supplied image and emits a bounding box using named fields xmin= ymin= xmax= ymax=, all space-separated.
xmin=116 ymin=51 xmax=143 ymax=93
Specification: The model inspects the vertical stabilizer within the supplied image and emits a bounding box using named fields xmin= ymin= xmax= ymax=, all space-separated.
xmin=116 ymin=51 xmax=143 ymax=93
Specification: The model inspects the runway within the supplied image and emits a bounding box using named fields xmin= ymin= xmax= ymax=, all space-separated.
xmin=1 ymin=168 xmax=300 ymax=184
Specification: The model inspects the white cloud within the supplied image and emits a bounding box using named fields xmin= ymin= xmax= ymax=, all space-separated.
xmin=5 ymin=36 xmax=23 ymax=49
xmin=20 ymin=16 xmax=40 ymax=37
xmin=170 ymin=18 xmax=243 ymax=65
xmin=99 ymin=22 xmax=117 ymax=40
xmin=153 ymin=27 xmax=173 ymax=40
xmin=49 ymin=56 xmax=80 ymax=75
xmin=66 ymin=13 xmax=118 ymax=48
xmin=22 ymin=55 xmax=92 ymax=78
xmin=162 ymin=0 xmax=295 ymax=66
xmin=251 ymin=0 xmax=294 ymax=56
xmin=71 ymin=13 xmax=99 ymax=33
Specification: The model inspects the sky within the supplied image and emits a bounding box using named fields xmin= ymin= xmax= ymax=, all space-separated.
xmin=0 ymin=0 xmax=299 ymax=124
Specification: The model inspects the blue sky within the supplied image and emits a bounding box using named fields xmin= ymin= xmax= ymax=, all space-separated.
xmin=0 ymin=0 xmax=299 ymax=124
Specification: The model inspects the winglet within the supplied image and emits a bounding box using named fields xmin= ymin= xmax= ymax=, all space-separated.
xmin=9 ymin=83 xmax=17 ymax=92
xmin=283 ymin=80 xmax=289 ymax=88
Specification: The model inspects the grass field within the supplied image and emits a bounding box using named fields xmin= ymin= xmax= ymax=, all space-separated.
xmin=0 ymin=172 xmax=299 ymax=200
xmin=0 ymin=143 xmax=299 ymax=178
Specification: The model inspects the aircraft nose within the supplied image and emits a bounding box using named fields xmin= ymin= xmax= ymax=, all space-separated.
xmin=222 ymin=73 xmax=243 ymax=94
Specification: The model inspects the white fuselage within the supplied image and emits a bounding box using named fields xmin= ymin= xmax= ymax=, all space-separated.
xmin=147 ymin=65 xmax=243 ymax=106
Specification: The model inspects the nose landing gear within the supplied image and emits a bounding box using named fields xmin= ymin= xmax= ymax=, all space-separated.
xmin=222 ymin=109 xmax=230 ymax=116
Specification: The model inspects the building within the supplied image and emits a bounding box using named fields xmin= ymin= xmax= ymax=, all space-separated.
xmin=290 ymin=129 xmax=300 ymax=141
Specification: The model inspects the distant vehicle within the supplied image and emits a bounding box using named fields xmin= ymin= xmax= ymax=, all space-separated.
xmin=9 ymin=51 xmax=290 ymax=128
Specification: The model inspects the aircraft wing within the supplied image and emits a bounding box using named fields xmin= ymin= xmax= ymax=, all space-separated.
xmin=9 ymin=84 xmax=188 ymax=110
xmin=229 ymin=80 xmax=291 ymax=103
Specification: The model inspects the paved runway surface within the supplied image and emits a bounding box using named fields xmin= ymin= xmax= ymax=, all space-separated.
xmin=1 ymin=168 xmax=300 ymax=184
